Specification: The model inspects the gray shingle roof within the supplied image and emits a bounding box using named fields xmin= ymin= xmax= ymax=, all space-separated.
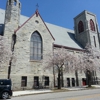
xmin=0 ymin=9 xmax=29 ymax=25
xmin=45 ymin=23 xmax=82 ymax=49
xmin=0 ymin=8 xmax=82 ymax=49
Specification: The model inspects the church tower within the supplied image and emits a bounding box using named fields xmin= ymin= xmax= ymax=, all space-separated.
xmin=4 ymin=0 xmax=21 ymax=39
xmin=74 ymin=10 xmax=100 ymax=49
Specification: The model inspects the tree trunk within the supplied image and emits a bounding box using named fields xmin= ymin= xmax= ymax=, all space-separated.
xmin=61 ymin=68 xmax=64 ymax=87
xmin=88 ymin=79 xmax=91 ymax=87
xmin=86 ymin=70 xmax=91 ymax=87
xmin=53 ymin=66 xmax=55 ymax=87
xmin=58 ymin=69 xmax=61 ymax=89
xmin=75 ymin=70 xmax=79 ymax=86
xmin=88 ymin=75 xmax=91 ymax=87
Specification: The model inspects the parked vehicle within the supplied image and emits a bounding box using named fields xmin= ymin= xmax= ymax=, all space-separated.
xmin=0 ymin=79 xmax=12 ymax=99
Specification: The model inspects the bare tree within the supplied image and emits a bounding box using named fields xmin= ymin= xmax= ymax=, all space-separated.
xmin=0 ymin=36 xmax=11 ymax=77
xmin=45 ymin=48 xmax=76 ymax=89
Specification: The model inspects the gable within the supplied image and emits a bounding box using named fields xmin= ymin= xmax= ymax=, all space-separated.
xmin=15 ymin=10 xmax=55 ymax=41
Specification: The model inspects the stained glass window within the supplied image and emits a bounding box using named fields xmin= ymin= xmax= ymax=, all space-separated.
xmin=78 ymin=21 xmax=84 ymax=33
xmin=90 ymin=19 xmax=95 ymax=31
xmin=30 ymin=31 xmax=42 ymax=60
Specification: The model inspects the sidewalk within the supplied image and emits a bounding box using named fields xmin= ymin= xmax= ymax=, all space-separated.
xmin=13 ymin=85 xmax=100 ymax=97
xmin=13 ymin=87 xmax=85 ymax=97
xmin=13 ymin=89 xmax=52 ymax=96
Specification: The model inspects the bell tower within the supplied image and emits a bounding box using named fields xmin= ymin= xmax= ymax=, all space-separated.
xmin=5 ymin=0 xmax=21 ymax=25
xmin=4 ymin=0 xmax=21 ymax=38
xmin=74 ymin=10 xmax=100 ymax=49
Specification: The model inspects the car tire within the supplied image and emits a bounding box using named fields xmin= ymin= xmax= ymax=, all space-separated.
xmin=1 ymin=91 xmax=9 ymax=99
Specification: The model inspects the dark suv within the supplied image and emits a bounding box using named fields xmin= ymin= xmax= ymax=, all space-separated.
xmin=0 ymin=79 xmax=12 ymax=99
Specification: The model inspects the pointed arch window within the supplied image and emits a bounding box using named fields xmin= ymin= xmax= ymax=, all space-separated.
xmin=30 ymin=31 xmax=42 ymax=60
xmin=14 ymin=0 xmax=17 ymax=6
xmin=78 ymin=21 xmax=84 ymax=33
xmin=90 ymin=19 xmax=95 ymax=31
xmin=19 ymin=3 xmax=21 ymax=8
xmin=9 ymin=0 xmax=11 ymax=5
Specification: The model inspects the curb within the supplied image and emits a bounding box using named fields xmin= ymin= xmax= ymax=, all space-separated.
xmin=12 ymin=88 xmax=85 ymax=97
xmin=12 ymin=87 xmax=100 ymax=97
xmin=13 ymin=90 xmax=52 ymax=97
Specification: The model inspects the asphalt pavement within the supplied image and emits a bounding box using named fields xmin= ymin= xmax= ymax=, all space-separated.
xmin=13 ymin=85 xmax=100 ymax=97
xmin=11 ymin=87 xmax=100 ymax=100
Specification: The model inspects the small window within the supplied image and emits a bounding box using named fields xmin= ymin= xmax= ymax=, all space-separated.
xmin=14 ymin=0 xmax=17 ymax=6
xmin=93 ymin=36 xmax=96 ymax=47
xmin=44 ymin=76 xmax=49 ymax=86
xmin=67 ymin=78 xmax=70 ymax=87
xmin=78 ymin=21 xmax=84 ymax=33
xmin=19 ymin=3 xmax=20 ymax=8
xmin=34 ymin=76 xmax=39 ymax=87
xmin=90 ymin=19 xmax=95 ymax=31
xmin=35 ymin=20 xmax=39 ymax=24
xmin=72 ymin=78 xmax=75 ymax=87
xmin=21 ymin=76 xmax=27 ymax=87
xmin=9 ymin=0 xmax=11 ymax=5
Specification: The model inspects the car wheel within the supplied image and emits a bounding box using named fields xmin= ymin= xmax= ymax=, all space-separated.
xmin=1 ymin=91 xmax=9 ymax=99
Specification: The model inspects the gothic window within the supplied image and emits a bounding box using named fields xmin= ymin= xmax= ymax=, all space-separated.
xmin=9 ymin=0 xmax=11 ymax=5
xmin=30 ymin=31 xmax=42 ymax=60
xmin=19 ymin=3 xmax=20 ymax=8
xmin=90 ymin=19 xmax=95 ymax=31
xmin=14 ymin=0 xmax=17 ymax=6
xmin=78 ymin=21 xmax=84 ymax=33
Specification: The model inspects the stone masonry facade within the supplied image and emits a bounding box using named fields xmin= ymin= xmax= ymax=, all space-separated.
xmin=1 ymin=0 xmax=100 ymax=90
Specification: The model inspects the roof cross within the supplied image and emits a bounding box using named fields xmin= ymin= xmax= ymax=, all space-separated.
xmin=36 ymin=3 xmax=39 ymax=10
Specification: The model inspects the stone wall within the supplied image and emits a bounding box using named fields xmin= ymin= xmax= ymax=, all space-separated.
xmin=2 ymin=1 xmax=100 ymax=90
xmin=74 ymin=10 xmax=100 ymax=49
xmin=10 ymin=13 xmax=54 ymax=90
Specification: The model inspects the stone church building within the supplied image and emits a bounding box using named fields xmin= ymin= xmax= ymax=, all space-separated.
xmin=0 ymin=0 xmax=100 ymax=90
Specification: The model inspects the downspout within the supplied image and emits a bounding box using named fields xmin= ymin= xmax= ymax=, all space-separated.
xmin=8 ymin=33 xmax=16 ymax=79
xmin=53 ymin=43 xmax=55 ymax=87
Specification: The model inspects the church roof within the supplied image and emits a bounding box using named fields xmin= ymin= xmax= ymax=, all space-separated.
xmin=0 ymin=9 xmax=5 ymax=24
xmin=0 ymin=8 xmax=82 ymax=49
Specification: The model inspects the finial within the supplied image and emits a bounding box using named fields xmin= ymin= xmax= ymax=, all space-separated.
xmin=35 ymin=3 xmax=39 ymax=17
xmin=36 ymin=3 xmax=39 ymax=10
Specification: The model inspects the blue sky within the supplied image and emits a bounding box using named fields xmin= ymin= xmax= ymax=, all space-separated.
xmin=0 ymin=0 xmax=100 ymax=30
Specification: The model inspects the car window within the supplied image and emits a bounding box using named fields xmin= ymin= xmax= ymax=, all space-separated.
xmin=5 ymin=80 xmax=11 ymax=85
xmin=0 ymin=80 xmax=11 ymax=85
